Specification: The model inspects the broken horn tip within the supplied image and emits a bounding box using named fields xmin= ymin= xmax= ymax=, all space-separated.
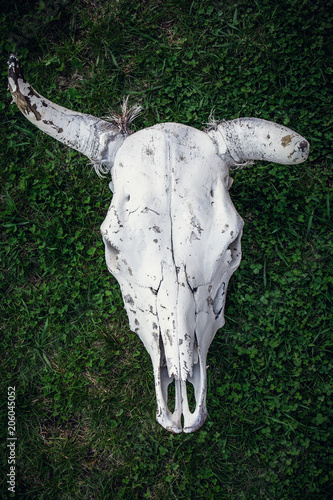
xmin=8 ymin=53 xmax=24 ymax=81
xmin=8 ymin=53 xmax=18 ymax=65
xmin=298 ymin=140 xmax=309 ymax=152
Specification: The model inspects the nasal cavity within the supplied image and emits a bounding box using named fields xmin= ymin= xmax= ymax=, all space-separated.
xmin=167 ymin=379 xmax=196 ymax=415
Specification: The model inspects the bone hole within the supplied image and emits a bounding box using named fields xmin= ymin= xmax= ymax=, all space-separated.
xmin=186 ymin=381 xmax=196 ymax=414
xmin=159 ymin=335 xmax=167 ymax=368
xmin=167 ymin=381 xmax=176 ymax=413
xmin=104 ymin=239 xmax=120 ymax=268
xmin=193 ymin=335 xmax=199 ymax=364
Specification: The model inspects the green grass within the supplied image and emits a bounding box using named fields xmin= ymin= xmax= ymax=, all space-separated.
xmin=1 ymin=0 xmax=332 ymax=498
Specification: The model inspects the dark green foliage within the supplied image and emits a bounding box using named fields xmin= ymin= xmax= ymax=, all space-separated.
xmin=1 ymin=0 xmax=332 ymax=498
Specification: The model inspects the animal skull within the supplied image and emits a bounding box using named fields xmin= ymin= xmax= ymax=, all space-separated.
xmin=8 ymin=55 xmax=309 ymax=433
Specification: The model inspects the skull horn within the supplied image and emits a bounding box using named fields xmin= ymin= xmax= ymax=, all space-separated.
xmin=208 ymin=117 xmax=309 ymax=165
xmin=8 ymin=54 xmax=125 ymax=175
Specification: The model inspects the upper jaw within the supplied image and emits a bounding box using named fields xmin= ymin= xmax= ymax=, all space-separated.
xmin=154 ymin=340 xmax=208 ymax=433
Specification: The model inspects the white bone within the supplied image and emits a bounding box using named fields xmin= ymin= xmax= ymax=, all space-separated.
xmin=8 ymin=56 xmax=310 ymax=433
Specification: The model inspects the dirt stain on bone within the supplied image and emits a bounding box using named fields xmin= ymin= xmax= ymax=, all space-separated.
xmin=190 ymin=231 xmax=199 ymax=242
xmin=42 ymin=119 xmax=63 ymax=133
xmin=166 ymin=329 xmax=173 ymax=345
xmin=281 ymin=135 xmax=293 ymax=147
xmin=28 ymin=86 xmax=41 ymax=99
xmin=9 ymin=83 xmax=42 ymax=121
xmin=191 ymin=216 xmax=203 ymax=235
xmin=124 ymin=294 xmax=134 ymax=305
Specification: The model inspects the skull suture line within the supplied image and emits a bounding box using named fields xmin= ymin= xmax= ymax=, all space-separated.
xmin=8 ymin=55 xmax=309 ymax=433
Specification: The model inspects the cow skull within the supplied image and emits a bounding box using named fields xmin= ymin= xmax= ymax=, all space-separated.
xmin=8 ymin=55 xmax=309 ymax=433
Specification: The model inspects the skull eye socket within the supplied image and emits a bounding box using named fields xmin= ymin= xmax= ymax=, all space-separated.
xmin=226 ymin=232 xmax=242 ymax=270
xmin=104 ymin=239 xmax=120 ymax=270
xmin=213 ymin=282 xmax=226 ymax=318
xmin=213 ymin=233 xmax=242 ymax=319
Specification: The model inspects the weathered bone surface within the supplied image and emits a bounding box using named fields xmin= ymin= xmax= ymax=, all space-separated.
xmin=8 ymin=54 xmax=310 ymax=433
